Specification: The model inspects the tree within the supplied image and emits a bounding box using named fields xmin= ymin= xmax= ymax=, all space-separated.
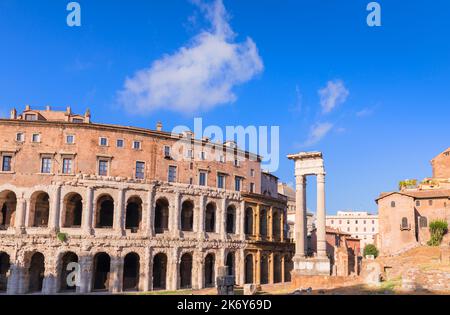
xmin=363 ymin=244 xmax=379 ymax=258
xmin=427 ymin=220 xmax=448 ymax=246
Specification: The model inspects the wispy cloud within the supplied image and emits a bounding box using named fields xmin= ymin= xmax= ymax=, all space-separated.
xmin=319 ymin=80 xmax=349 ymax=114
xmin=302 ymin=122 xmax=334 ymax=147
xmin=356 ymin=107 xmax=376 ymax=118
xmin=117 ymin=0 xmax=263 ymax=114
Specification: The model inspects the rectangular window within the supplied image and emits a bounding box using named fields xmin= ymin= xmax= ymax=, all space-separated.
xmin=235 ymin=177 xmax=242 ymax=191
xmin=234 ymin=159 xmax=240 ymax=167
xmin=133 ymin=141 xmax=141 ymax=150
xmin=25 ymin=114 xmax=37 ymax=121
xmin=41 ymin=157 xmax=52 ymax=174
xmin=168 ymin=166 xmax=177 ymax=183
xmin=66 ymin=135 xmax=74 ymax=144
xmin=98 ymin=160 xmax=108 ymax=176
xmin=72 ymin=118 xmax=84 ymax=123
xmin=16 ymin=133 xmax=24 ymax=142
xmin=62 ymin=158 xmax=73 ymax=174
xmin=117 ymin=139 xmax=124 ymax=148
xmin=32 ymin=134 xmax=40 ymax=143
xmin=2 ymin=156 xmax=12 ymax=172
xmin=250 ymin=182 xmax=255 ymax=193
xmin=250 ymin=169 xmax=255 ymax=177
xmin=200 ymin=152 xmax=206 ymax=160
xmin=164 ymin=146 xmax=171 ymax=158
xmin=99 ymin=137 xmax=108 ymax=146
xmin=136 ymin=161 xmax=145 ymax=179
xmin=199 ymin=171 xmax=207 ymax=186
xmin=217 ymin=174 xmax=225 ymax=189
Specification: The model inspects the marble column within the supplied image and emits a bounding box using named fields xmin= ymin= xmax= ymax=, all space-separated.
xmin=82 ymin=187 xmax=93 ymax=235
xmin=316 ymin=173 xmax=327 ymax=258
xmin=294 ymin=176 xmax=306 ymax=259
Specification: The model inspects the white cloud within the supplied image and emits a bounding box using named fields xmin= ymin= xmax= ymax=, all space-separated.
xmin=117 ymin=0 xmax=263 ymax=114
xmin=319 ymin=80 xmax=349 ymax=114
xmin=356 ymin=107 xmax=375 ymax=117
xmin=302 ymin=122 xmax=334 ymax=147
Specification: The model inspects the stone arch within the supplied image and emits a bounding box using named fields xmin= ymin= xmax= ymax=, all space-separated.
xmin=155 ymin=198 xmax=169 ymax=234
xmin=260 ymin=208 xmax=267 ymax=237
xmin=260 ymin=254 xmax=269 ymax=285
xmin=179 ymin=253 xmax=193 ymax=289
xmin=96 ymin=195 xmax=114 ymax=228
xmin=245 ymin=207 xmax=254 ymax=235
xmin=59 ymin=251 xmax=79 ymax=292
xmin=92 ymin=252 xmax=111 ymax=291
xmin=28 ymin=252 xmax=45 ymax=293
xmin=284 ymin=255 xmax=293 ymax=282
xmin=181 ymin=200 xmax=194 ymax=232
xmin=0 ymin=252 xmax=10 ymax=292
xmin=125 ymin=196 xmax=142 ymax=231
xmin=226 ymin=251 xmax=235 ymax=276
xmin=123 ymin=252 xmax=140 ymax=291
xmin=204 ymin=253 xmax=215 ymax=288
xmin=245 ymin=254 xmax=254 ymax=284
xmin=273 ymin=254 xmax=282 ymax=283
xmin=273 ymin=211 xmax=281 ymax=239
xmin=62 ymin=193 xmax=83 ymax=228
xmin=152 ymin=253 xmax=167 ymax=290
xmin=205 ymin=202 xmax=216 ymax=233
xmin=226 ymin=205 xmax=236 ymax=234
xmin=30 ymin=191 xmax=50 ymax=228
xmin=0 ymin=190 xmax=16 ymax=229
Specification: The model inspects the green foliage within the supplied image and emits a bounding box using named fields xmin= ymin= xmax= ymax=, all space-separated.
xmin=57 ymin=232 xmax=68 ymax=243
xmin=398 ymin=179 xmax=417 ymax=190
xmin=364 ymin=244 xmax=379 ymax=258
xmin=427 ymin=220 xmax=448 ymax=246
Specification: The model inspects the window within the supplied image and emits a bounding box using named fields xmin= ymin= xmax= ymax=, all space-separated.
xmin=218 ymin=155 xmax=225 ymax=163
xmin=372 ymin=220 xmax=375 ymax=224
xmin=428 ymin=200 xmax=433 ymax=206
xmin=66 ymin=135 xmax=74 ymax=144
xmin=235 ymin=177 xmax=242 ymax=191
xmin=72 ymin=118 xmax=84 ymax=123
xmin=419 ymin=216 xmax=428 ymax=228
xmin=62 ymin=158 xmax=73 ymax=174
xmin=391 ymin=201 xmax=396 ymax=208
xmin=133 ymin=141 xmax=141 ymax=150
xmin=168 ymin=166 xmax=177 ymax=183
xmin=98 ymin=160 xmax=108 ymax=176
xmin=164 ymin=146 xmax=171 ymax=158
xmin=234 ymin=159 xmax=240 ymax=167
xmin=200 ymin=151 xmax=206 ymax=160
xmin=401 ymin=217 xmax=409 ymax=230
xmin=372 ymin=227 xmax=375 ymax=232
xmin=136 ymin=161 xmax=145 ymax=179
xmin=99 ymin=137 xmax=108 ymax=146
xmin=199 ymin=171 xmax=207 ymax=186
xmin=250 ymin=169 xmax=255 ymax=177
xmin=32 ymin=134 xmax=40 ymax=143
xmin=117 ymin=139 xmax=124 ymax=148
xmin=250 ymin=183 xmax=255 ymax=193
xmin=25 ymin=114 xmax=37 ymax=121
xmin=186 ymin=149 xmax=193 ymax=159
xmin=355 ymin=220 xmax=358 ymax=224
xmin=416 ymin=200 xmax=421 ymax=207
xmin=347 ymin=220 xmax=350 ymax=225
xmin=16 ymin=133 xmax=24 ymax=142
xmin=41 ymin=157 xmax=52 ymax=174
xmin=363 ymin=220 xmax=366 ymax=225
xmin=339 ymin=220 xmax=342 ymax=224
xmin=2 ymin=156 xmax=12 ymax=172
xmin=331 ymin=220 xmax=334 ymax=225
xmin=217 ymin=174 xmax=225 ymax=189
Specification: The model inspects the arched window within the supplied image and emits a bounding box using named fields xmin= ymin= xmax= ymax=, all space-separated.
xmin=59 ymin=252 xmax=78 ymax=292
xmin=92 ymin=253 xmax=111 ymax=291
xmin=204 ymin=254 xmax=215 ymax=288
xmin=245 ymin=208 xmax=254 ymax=235
xmin=226 ymin=206 xmax=235 ymax=234
xmin=205 ymin=203 xmax=216 ymax=233
xmin=181 ymin=201 xmax=194 ymax=232
xmin=401 ymin=217 xmax=409 ymax=230
xmin=226 ymin=252 xmax=235 ymax=276
xmin=96 ymin=195 xmax=114 ymax=228
xmin=419 ymin=216 xmax=428 ymax=228
xmin=153 ymin=253 xmax=167 ymax=290
xmin=0 ymin=191 xmax=16 ymax=229
xmin=245 ymin=254 xmax=254 ymax=284
xmin=63 ymin=193 xmax=83 ymax=228
xmin=180 ymin=253 xmax=193 ymax=289
xmin=391 ymin=201 xmax=396 ymax=208
xmin=272 ymin=211 xmax=281 ymax=239
xmin=125 ymin=197 xmax=142 ymax=231
xmin=260 ymin=209 xmax=267 ymax=237
xmin=260 ymin=255 xmax=269 ymax=284
xmin=155 ymin=198 xmax=169 ymax=234
xmin=123 ymin=253 xmax=140 ymax=291
xmin=28 ymin=252 xmax=45 ymax=293
xmin=31 ymin=192 xmax=50 ymax=227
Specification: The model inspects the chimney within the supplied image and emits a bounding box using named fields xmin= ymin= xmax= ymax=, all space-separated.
xmin=25 ymin=105 xmax=30 ymax=111
xmin=84 ymin=108 xmax=91 ymax=123
xmin=156 ymin=121 xmax=163 ymax=131
xmin=46 ymin=105 xmax=51 ymax=111
xmin=66 ymin=106 xmax=72 ymax=115
xmin=10 ymin=108 xmax=17 ymax=119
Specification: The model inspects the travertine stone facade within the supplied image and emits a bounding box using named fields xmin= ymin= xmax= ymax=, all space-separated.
xmin=0 ymin=106 xmax=292 ymax=294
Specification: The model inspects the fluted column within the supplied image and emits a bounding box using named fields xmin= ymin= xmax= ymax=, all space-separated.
xmin=317 ymin=173 xmax=327 ymax=258
xmin=294 ymin=176 xmax=306 ymax=259
xmin=82 ymin=187 xmax=93 ymax=235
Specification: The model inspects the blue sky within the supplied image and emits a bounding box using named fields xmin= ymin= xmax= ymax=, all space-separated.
xmin=1 ymin=0 xmax=450 ymax=214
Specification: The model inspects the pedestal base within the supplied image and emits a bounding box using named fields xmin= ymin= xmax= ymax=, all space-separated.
xmin=293 ymin=256 xmax=331 ymax=276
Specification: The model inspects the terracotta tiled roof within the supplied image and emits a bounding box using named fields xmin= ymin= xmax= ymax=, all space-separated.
xmin=376 ymin=189 xmax=450 ymax=202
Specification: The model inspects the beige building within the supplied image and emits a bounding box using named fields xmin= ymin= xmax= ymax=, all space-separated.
xmin=0 ymin=105 xmax=293 ymax=294
xmin=326 ymin=211 xmax=378 ymax=249
xmin=377 ymin=148 xmax=450 ymax=256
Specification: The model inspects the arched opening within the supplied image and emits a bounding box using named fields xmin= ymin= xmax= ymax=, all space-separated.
xmin=155 ymin=198 xmax=169 ymax=234
xmin=226 ymin=252 xmax=235 ymax=276
xmin=0 ymin=252 xmax=10 ymax=292
xmin=245 ymin=207 xmax=254 ymax=235
xmin=205 ymin=203 xmax=216 ymax=233
xmin=152 ymin=253 xmax=167 ymax=290
xmin=260 ymin=209 xmax=267 ymax=237
xmin=179 ymin=253 xmax=193 ymax=289
xmin=204 ymin=254 xmax=215 ymax=288
xmin=226 ymin=206 xmax=235 ymax=234
xmin=30 ymin=192 xmax=50 ymax=228
xmin=28 ymin=252 xmax=45 ymax=293
xmin=245 ymin=254 xmax=254 ymax=284
xmin=0 ymin=191 xmax=16 ymax=229
xmin=181 ymin=201 xmax=194 ymax=232
xmin=273 ymin=212 xmax=281 ymax=239
xmin=123 ymin=252 xmax=140 ymax=291
xmin=125 ymin=197 xmax=142 ymax=232
xmin=284 ymin=256 xmax=293 ymax=282
xmin=63 ymin=193 xmax=83 ymax=228
xmin=96 ymin=195 xmax=114 ymax=228
xmin=273 ymin=254 xmax=282 ymax=284
xmin=92 ymin=252 xmax=111 ymax=291
xmin=59 ymin=252 xmax=79 ymax=292
xmin=260 ymin=255 xmax=269 ymax=285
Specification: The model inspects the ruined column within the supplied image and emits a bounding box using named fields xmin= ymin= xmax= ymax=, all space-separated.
xmin=142 ymin=247 xmax=152 ymax=292
xmin=111 ymin=255 xmax=124 ymax=293
xmin=294 ymin=175 xmax=306 ymax=259
xmin=114 ymin=189 xmax=125 ymax=235
xmin=79 ymin=255 xmax=93 ymax=294
xmin=82 ymin=186 xmax=93 ymax=235
xmin=15 ymin=197 xmax=26 ymax=235
xmin=197 ymin=194 xmax=205 ymax=236
xmin=49 ymin=184 xmax=62 ymax=232
xmin=316 ymin=173 xmax=327 ymax=258
xmin=146 ymin=188 xmax=155 ymax=237
xmin=172 ymin=193 xmax=181 ymax=237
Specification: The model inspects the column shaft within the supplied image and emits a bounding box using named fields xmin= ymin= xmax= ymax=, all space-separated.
xmin=317 ymin=173 xmax=327 ymax=258
xmin=82 ymin=187 xmax=93 ymax=234
xmin=294 ymin=176 xmax=306 ymax=258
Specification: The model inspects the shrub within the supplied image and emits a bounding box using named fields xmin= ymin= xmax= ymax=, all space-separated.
xmin=57 ymin=232 xmax=68 ymax=243
xmin=427 ymin=220 xmax=448 ymax=246
xmin=364 ymin=244 xmax=379 ymax=258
